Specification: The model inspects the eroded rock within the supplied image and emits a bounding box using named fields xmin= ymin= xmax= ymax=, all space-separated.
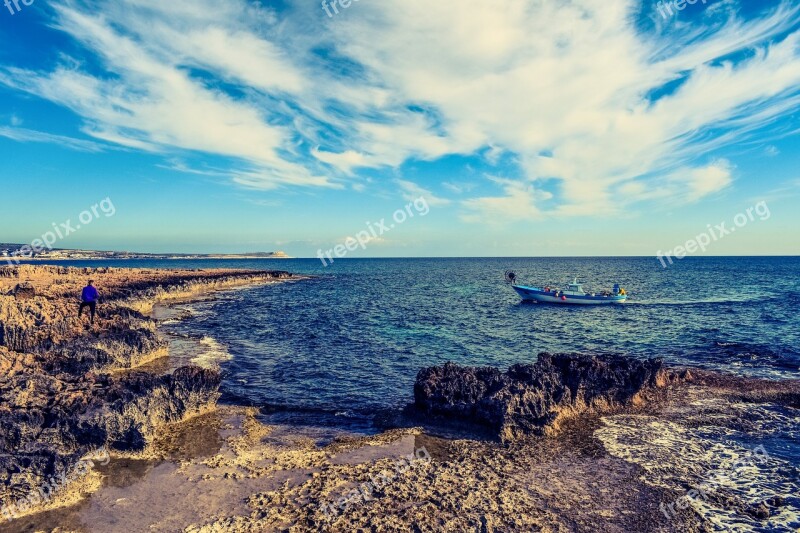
xmin=0 ymin=265 xmax=293 ymax=515
xmin=414 ymin=353 xmax=678 ymax=441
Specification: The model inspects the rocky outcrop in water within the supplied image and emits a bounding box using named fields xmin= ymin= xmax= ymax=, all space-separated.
xmin=414 ymin=353 xmax=681 ymax=441
xmin=0 ymin=265 xmax=293 ymax=516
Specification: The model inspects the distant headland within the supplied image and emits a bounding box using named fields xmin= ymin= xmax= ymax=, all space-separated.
xmin=0 ymin=243 xmax=292 ymax=262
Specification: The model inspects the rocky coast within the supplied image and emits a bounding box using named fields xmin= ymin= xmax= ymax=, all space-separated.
xmin=0 ymin=265 xmax=293 ymax=525
xmin=0 ymin=265 xmax=797 ymax=532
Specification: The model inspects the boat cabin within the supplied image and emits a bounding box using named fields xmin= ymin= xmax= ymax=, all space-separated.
xmin=563 ymin=282 xmax=586 ymax=295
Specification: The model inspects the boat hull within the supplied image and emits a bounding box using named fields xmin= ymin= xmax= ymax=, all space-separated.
xmin=512 ymin=285 xmax=626 ymax=305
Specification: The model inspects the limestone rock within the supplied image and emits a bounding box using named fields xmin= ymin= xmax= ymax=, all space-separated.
xmin=414 ymin=353 xmax=675 ymax=441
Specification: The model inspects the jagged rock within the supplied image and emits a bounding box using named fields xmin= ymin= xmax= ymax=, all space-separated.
xmin=766 ymin=495 xmax=786 ymax=507
xmin=13 ymin=284 xmax=35 ymax=300
xmin=414 ymin=353 xmax=676 ymax=441
xmin=86 ymin=367 xmax=222 ymax=451
xmin=0 ymin=265 xmax=293 ymax=512
xmin=0 ymin=451 xmax=81 ymax=503
xmin=746 ymin=502 xmax=771 ymax=520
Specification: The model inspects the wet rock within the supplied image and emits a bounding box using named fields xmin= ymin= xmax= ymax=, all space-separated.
xmin=745 ymin=502 xmax=771 ymax=520
xmin=766 ymin=495 xmax=785 ymax=507
xmin=414 ymin=353 xmax=674 ymax=441
xmin=0 ymin=451 xmax=81 ymax=503
xmin=89 ymin=367 xmax=221 ymax=451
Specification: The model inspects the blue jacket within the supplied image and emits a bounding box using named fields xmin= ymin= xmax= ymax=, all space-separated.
xmin=82 ymin=286 xmax=99 ymax=302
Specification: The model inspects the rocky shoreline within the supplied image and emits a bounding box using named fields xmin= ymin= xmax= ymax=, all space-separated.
xmin=0 ymin=265 xmax=294 ymax=522
xmin=83 ymin=356 xmax=792 ymax=533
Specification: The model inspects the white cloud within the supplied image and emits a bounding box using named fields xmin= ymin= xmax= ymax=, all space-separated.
xmin=0 ymin=0 xmax=330 ymax=190
xmin=620 ymin=160 xmax=735 ymax=205
xmin=0 ymin=126 xmax=105 ymax=152
xmin=321 ymin=0 xmax=800 ymax=218
xmin=395 ymin=179 xmax=450 ymax=206
xmin=1 ymin=0 xmax=799 ymax=217
xmin=311 ymin=148 xmax=371 ymax=175
xmin=462 ymin=177 xmax=552 ymax=222
xmin=442 ymin=181 xmax=477 ymax=194
xmin=670 ymin=161 xmax=735 ymax=202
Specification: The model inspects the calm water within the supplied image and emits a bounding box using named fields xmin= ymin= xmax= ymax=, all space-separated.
xmin=33 ymin=256 xmax=800 ymax=427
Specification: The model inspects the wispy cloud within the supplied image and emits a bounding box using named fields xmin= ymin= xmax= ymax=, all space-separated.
xmin=755 ymin=177 xmax=800 ymax=203
xmin=462 ymin=177 xmax=552 ymax=222
xmin=0 ymin=125 xmax=105 ymax=152
xmin=0 ymin=0 xmax=799 ymax=220
xmin=442 ymin=181 xmax=478 ymax=194
xmin=320 ymin=0 xmax=800 ymax=219
xmin=395 ymin=179 xmax=450 ymax=206
xmin=0 ymin=0 xmax=329 ymax=190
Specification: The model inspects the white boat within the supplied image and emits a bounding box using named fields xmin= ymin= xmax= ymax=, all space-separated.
xmin=505 ymin=272 xmax=627 ymax=305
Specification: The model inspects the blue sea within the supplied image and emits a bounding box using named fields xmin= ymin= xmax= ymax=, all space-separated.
xmin=35 ymin=256 xmax=800 ymax=431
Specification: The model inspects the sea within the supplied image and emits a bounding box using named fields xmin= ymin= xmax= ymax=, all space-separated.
xmin=35 ymin=256 xmax=798 ymax=418
xmin=27 ymin=256 xmax=800 ymax=530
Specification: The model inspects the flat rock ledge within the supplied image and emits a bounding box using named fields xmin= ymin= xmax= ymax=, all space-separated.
xmin=413 ymin=353 xmax=684 ymax=441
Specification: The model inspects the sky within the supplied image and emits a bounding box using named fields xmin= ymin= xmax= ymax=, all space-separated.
xmin=0 ymin=0 xmax=799 ymax=257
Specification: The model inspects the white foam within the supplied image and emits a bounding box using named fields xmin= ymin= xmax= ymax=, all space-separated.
xmin=190 ymin=336 xmax=233 ymax=369
xmin=595 ymin=410 xmax=800 ymax=532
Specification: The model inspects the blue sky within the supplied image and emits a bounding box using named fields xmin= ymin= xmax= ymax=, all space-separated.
xmin=0 ymin=0 xmax=799 ymax=257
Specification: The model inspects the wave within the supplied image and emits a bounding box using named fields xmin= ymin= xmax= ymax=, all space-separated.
xmin=189 ymin=335 xmax=232 ymax=369
xmin=595 ymin=408 xmax=800 ymax=532
xmin=626 ymin=295 xmax=777 ymax=307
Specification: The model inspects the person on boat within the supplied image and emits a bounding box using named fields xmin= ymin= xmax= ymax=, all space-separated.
xmin=78 ymin=280 xmax=99 ymax=324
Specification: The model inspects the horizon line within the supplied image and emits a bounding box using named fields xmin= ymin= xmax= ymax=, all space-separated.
xmin=13 ymin=254 xmax=800 ymax=260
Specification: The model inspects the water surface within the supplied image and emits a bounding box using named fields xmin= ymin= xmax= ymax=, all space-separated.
xmin=34 ymin=256 xmax=800 ymax=428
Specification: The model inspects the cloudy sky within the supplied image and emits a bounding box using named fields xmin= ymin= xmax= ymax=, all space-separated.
xmin=1 ymin=0 xmax=799 ymax=256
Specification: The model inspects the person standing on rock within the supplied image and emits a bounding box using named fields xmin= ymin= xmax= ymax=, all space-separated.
xmin=78 ymin=280 xmax=99 ymax=324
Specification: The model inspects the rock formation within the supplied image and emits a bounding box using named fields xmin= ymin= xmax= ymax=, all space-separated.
xmin=0 ymin=265 xmax=292 ymax=514
xmin=414 ymin=353 xmax=681 ymax=441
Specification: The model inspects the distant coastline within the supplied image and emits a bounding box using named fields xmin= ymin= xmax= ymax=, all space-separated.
xmin=0 ymin=243 xmax=292 ymax=262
